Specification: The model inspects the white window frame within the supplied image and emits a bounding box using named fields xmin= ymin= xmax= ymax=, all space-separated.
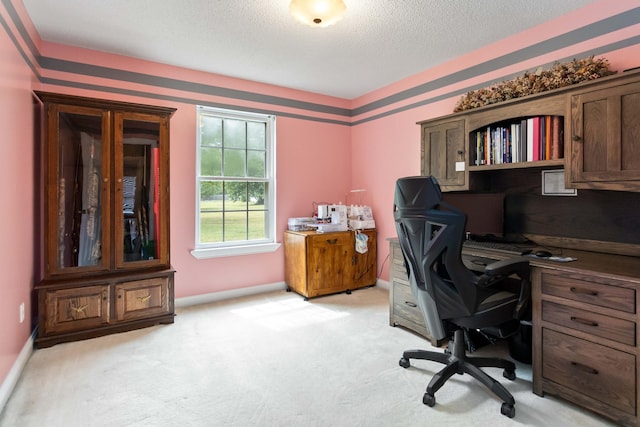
xmin=191 ymin=106 xmax=279 ymax=259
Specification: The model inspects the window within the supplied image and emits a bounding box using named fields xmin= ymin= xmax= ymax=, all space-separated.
xmin=192 ymin=106 xmax=278 ymax=259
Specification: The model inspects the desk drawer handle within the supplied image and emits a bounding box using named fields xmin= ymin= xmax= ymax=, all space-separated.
xmin=326 ymin=239 xmax=338 ymax=244
xmin=404 ymin=301 xmax=417 ymax=308
xmin=570 ymin=316 xmax=598 ymax=327
xmin=570 ymin=287 xmax=598 ymax=296
xmin=571 ymin=361 xmax=598 ymax=375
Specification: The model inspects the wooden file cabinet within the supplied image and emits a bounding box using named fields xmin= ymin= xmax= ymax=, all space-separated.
xmin=284 ymin=229 xmax=377 ymax=299
xmin=533 ymin=267 xmax=639 ymax=426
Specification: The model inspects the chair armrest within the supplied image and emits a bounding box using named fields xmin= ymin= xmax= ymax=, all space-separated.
xmin=482 ymin=257 xmax=531 ymax=319
xmin=475 ymin=257 xmax=529 ymax=288
xmin=484 ymin=257 xmax=530 ymax=278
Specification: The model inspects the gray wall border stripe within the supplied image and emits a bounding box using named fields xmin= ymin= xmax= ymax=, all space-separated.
xmin=5 ymin=2 xmax=640 ymax=124
xmin=39 ymin=77 xmax=352 ymax=127
xmin=352 ymin=35 xmax=640 ymax=127
xmin=352 ymin=7 xmax=640 ymax=116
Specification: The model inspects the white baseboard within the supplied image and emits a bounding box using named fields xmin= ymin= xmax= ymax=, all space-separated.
xmin=175 ymin=281 xmax=287 ymax=308
xmin=376 ymin=278 xmax=389 ymax=290
xmin=0 ymin=330 xmax=35 ymax=413
xmin=176 ymin=280 xmax=389 ymax=309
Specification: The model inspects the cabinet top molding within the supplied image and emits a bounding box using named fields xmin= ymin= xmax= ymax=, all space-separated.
xmin=35 ymin=91 xmax=177 ymax=117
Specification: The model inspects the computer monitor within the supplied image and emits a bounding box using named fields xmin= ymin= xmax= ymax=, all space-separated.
xmin=442 ymin=192 xmax=505 ymax=238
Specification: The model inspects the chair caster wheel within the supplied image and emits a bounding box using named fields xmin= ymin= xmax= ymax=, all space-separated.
xmin=423 ymin=393 xmax=436 ymax=407
xmin=501 ymin=402 xmax=515 ymax=418
xmin=503 ymin=369 xmax=516 ymax=381
xmin=399 ymin=357 xmax=410 ymax=368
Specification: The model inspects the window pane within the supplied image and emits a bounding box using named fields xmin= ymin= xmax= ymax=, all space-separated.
xmin=223 ymin=148 xmax=245 ymax=177
xmin=247 ymin=122 xmax=265 ymax=150
xmin=224 ymin=182 xmax=248 ymax=206
xmin=224 ymin=119 xmax=246 ymax=149
xmin=248 ymin=210 xmax=266 ymax=239
xmin=248 ymin=182 xmax=265 ymax=209
xmin=201 ymin=147 xmax=222 ymax=176
xmin=223 ymin=210 xmax=247 ymax=241
xmin=199 ymin=211 xmax=223 ymax=243
xmin=247 ymin=151 xmax=265 ymax=178
xmin=200 ymin=181 xmax=223 ymax=208
xmin=200 ymin=116 xmax=222 ymax=147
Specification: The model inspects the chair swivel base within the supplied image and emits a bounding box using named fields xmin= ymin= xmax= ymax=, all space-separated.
xmin=399 ymin=329 xmax=517 ymax=418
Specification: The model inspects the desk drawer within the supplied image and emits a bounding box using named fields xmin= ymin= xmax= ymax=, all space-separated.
xmin=541 ymin=272 xmax=635 ymax=314
xmin=542 ymin=301 xmax=635 ymax=346
xmin=392 ymin=281 xmax=425 ymax=328
xmin=392 ymin=260 xmax=409 ymax=282
xmin=543 ymin=329 xmax=635 ymax=415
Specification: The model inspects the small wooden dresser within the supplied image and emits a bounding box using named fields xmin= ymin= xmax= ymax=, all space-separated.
xmin=284 ymin=229 xmax=377 ymax=299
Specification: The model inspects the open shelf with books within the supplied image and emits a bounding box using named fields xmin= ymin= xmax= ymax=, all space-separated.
xmin=469 ymin=115 xmax=565 ymax=171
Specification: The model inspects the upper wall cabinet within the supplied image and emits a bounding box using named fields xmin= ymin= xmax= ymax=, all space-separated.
xmin=34 ymin=92 xmax=176 ymax=348
xmin=419 ymin=69 xmax=640 ymax=193
xmin=420 ymin=119 xmax=465 ymax=190
xmin=567 ymin=78 xmax=640 ymax=191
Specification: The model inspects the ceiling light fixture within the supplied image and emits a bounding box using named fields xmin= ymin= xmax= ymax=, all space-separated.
xmin=289 ymin=0 xmax=347 ymax=28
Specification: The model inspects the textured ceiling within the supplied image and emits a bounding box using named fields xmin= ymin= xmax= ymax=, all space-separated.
xmin=23 ymin=0 xmax=597 ymax=99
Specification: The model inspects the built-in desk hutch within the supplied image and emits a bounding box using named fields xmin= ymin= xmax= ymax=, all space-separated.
xmin=395 ymin=69 xmax=640 ymax=426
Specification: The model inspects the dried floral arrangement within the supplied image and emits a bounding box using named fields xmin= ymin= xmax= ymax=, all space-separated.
xmin=453 ymin=56 xmax=616 ymax=112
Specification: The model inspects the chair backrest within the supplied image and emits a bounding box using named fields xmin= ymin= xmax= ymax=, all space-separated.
xmin=393 ymin=176 xmax=481 ymax=340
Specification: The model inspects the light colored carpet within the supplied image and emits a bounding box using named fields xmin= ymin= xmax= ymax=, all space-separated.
xmin=0 ymin=286 xmax=615 ymax=427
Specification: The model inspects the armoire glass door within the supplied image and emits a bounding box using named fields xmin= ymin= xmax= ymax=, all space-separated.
xmin=114 ymin=112 xmax=167 ymax=268
xmin=48 ymin=106 xmax=111 ymax=275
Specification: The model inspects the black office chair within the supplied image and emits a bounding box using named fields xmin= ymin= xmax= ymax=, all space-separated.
xmin=393 ymin=176 xmax=530 ymax=418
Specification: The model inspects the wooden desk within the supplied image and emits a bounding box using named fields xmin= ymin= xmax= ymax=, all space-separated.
xmin=527 ymin=249 xmax=640 ymax=427
xmin=390 ymin=238 xmax=640 ymax=426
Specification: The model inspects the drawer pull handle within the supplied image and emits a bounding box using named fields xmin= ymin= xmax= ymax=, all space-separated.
xmin=137 ymin=295 xmax=151 ymax=303
xmin=326 ymin=239 xmax=338 ymax=244
xmin=71 ymin=304 xmax=88 ymax=314
xmin=571 ymin=361 xmax=598 ymax=375
xmin=570 ymin=316 xmax=598 ymax=327
xmin=569 ymin=287 xmax=598 ymax=296
xmin=404 ymin=301 xmax=417 ymax=308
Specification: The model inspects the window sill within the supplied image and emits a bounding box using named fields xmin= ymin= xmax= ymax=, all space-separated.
xmin=190 ymin=242 xmax=281 ymax=259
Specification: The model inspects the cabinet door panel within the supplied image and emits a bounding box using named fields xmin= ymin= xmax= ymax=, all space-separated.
xmin=115 ymin=276 xmax=171 ymax=321
xmin=569 ymin=81 xmax=640 ymax=189
xmin=45 ymin=105 xmax=111 ymax=276
xmin=114 ymin=112 xmax=170 ymax=269
xmin=421 ymin=120 xmax=465 ymax=189
xmin=44 ymin=285 xmax=110 ymax=334
xmin=307 ymin=233 xmax=351 ymax=296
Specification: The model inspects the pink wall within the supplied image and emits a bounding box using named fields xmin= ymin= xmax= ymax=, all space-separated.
xmin=0 ymin=0 xmax=38 ymax=394
xmin=1 ymin=0 xmax=639 ymax=398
